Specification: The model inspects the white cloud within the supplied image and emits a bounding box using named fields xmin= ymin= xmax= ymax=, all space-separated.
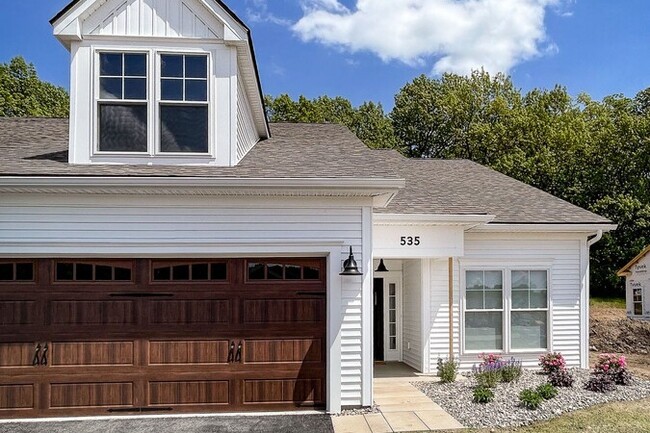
xmin=245 ymin=0 xmax=292 ymax=26
xmin=293 ymin=0 xmax=566 ymax=75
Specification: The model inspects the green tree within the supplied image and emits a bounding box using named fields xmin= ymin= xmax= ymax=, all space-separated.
xmin=0 ymin=56 xmax=69 ymax=117
xmin=390 ymin=70 xmax=522 ymax=161
xmin=265 ymin=94 xmax=396 ymax=149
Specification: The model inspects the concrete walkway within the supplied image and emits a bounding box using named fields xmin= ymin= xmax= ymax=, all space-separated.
xmin=332 ymin=363 xmax=464 ymax=433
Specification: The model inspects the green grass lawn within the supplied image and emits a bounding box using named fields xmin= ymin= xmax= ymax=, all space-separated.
xmin=590 ymin=296 xmax=626 ymax=309
xmin=455 ymin=399 xmax=650 ymax=433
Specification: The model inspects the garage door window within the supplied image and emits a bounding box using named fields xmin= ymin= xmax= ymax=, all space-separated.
xmin=152 ymin=261 xmax=227 ymax=281
xmin=55 ymin=261 xmax=133 ymax=282
xmin=0 ymin=261 xmax=34 ymax=282
xmin=247 ymin=261 xmax=321 ymax=281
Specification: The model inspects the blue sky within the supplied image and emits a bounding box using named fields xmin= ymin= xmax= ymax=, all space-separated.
xmin=1 ymin=0 xmax=649 ymax=110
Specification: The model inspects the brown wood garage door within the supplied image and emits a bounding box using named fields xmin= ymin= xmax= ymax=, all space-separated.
xmin=0 ymin=258 xmax=326 ymax=418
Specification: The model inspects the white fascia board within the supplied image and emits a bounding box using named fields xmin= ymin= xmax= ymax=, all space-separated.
xmin=470 ymin=223 xmax=618 ymax=233
xmin=374 ymin=213 xmax=495 ymax=227
xmin=201 ymin=0 xmax=248 ymax=41
xmin=0 ymin=176 xmax=404 ymax=205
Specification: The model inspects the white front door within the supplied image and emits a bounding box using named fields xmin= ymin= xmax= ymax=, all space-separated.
xmin=382 ymin=273 xmax=402 ymax=362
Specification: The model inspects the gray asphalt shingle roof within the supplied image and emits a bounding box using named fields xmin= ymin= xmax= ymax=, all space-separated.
xmin=0 ymin=118 xmax=610 ymax=224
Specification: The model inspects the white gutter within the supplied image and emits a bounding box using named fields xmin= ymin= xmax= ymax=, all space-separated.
xmin=587 ymin=230 xmax=604 ymax=247
xmin=471 ymin=223 xmax=617 ymax=233
xmin=0 ymin=176 xmax=406 ymax=207
xmin=374 ymin=213 xmax=496 ymax=226
xmin=0 ymin=176 xmax=404 ymax=190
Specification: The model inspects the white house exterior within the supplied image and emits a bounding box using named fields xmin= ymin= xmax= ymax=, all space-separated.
xmin=618 ymin=246 xmax=650 ymax=320
xmin=0 ymin=0 xmax=615 ymax=419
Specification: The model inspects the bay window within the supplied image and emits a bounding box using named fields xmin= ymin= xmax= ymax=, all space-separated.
xmin=96 ymin=50 xmax=210 ymax=156
xmin=463 ymin=268 xmax=549 ymax=353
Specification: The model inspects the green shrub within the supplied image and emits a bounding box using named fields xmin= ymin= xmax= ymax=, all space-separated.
xmin=519 ymin=388 xmax=543 ymax=410
xmin=436 ymin=357 xmax=459 ymax=383
xmin=536 ymin=383 xmax=558 ymax=400
xmin=472 ymin=385 xmax=494 ymax=404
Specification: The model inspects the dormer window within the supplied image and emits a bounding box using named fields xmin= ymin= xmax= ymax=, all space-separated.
xmin=98 ymin=52 xmax=148 ymax=152
xmin=94 ymin=50 xmax=211 ymax=158
xmin=160 ymin=54 xmax=209 ymax=153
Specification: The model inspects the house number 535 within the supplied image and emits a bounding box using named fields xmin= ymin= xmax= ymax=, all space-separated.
xmin=400 ymin=236 xmax=421 ymax=246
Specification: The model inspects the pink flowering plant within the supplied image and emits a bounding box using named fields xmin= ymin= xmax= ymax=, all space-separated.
xmin=594 ymin=353 xmax=627 ymax=374
xmin=592 ymin=353 xmax=632 ymax=386
xmin=479 ymin=353 xmax=503 ymax=366
xmin=538 ymin=352 xmax=566 ymax=375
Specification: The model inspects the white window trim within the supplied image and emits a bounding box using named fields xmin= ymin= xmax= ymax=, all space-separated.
xmin=460 ymin=265 xmax=553 ymax=356
xmin=90 ymin=43 xmax=218 ymax=163
xmin=632 ymin=286 xmax=643 ymax=316
xmin=155 ymin=51 xmax=212 ymax=156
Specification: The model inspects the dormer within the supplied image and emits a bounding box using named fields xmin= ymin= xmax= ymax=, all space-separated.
xmin=51 ymin=0 xmax=269 ymax=166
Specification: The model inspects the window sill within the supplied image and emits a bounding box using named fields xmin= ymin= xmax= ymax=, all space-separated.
xmin=88 ymin=153 xmax=219 ymax=166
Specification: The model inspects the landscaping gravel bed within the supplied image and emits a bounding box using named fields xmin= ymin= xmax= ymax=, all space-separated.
xmin=414 ymin=369 xmax=650 ymax=428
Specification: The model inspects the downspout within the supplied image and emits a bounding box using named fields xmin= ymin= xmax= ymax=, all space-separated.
xmin=587 ymin=230 xmax=603 ymax=248
xmin=448 ymin=257 xmax=454 ymax=359
xmin=584 ymin=230 xmax=603 ymax=368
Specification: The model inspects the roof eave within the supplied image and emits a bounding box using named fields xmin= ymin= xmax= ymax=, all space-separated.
xmin=470 ymin=223 xmax=618 ymax=233
xmin=617 ymin=245 xmax=650 ymax=276
xmin=0 ymin=176 xmax=405 ymax=207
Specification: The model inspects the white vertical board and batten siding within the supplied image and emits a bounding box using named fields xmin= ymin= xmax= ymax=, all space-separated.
xmin=425 ymin=232 xmax=587 ymax=370
xmin=0 ymin=193 xmax=371 ymax=409
xmin=82 ymin=0 xmax=224 ymax=38
xmin=401 ymin=259 xmax=423 ymax=371
xmin=236 ymin=72 xmax=259 ymax=161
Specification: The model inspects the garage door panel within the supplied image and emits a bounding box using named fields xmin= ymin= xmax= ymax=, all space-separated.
xmin=243 ymin=299 xmax=325 ymax=324
xmin=49 ymin=382 xmax=134 ymax=408
xmin=0 ymin=384 xmax=34 ymax=410
xmin=149 ymin=340 xmax=230 ymax=365
xmin=243 ymin=379 xmax=322 ymax=404
xmin=0 ymin=301 xmax=36 ymax=326
xmin=245 ymin=339 xmax=322 ymax=364
xmin=148 ymin=300 xmax=230 ymax=325
xmin=48 ymin=300 xmax=136 ymax=326
xmin=50 ymin=341 xmax=135 ymax=367
xmin=148 ymin=380 xmax=229 ymax=406
xmin=0 ymin=343 xmax=36 ymax=368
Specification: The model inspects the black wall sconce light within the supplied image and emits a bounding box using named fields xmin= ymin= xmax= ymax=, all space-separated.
xmin=340 ymin=246 xmax=362 ymax=276
xmin=375 ymin=259 xmax=389 ymax=272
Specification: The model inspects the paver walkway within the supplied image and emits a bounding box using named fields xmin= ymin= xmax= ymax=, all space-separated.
xmin=332 ymin=363 xmax=464 ymax=433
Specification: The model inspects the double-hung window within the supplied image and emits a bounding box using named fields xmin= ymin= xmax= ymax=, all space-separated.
xmin=463 ymin=268 xmax=549 ymax=353
xmin=98 ymin=53 xmax=148 ymax=152
xmin=465 ymin=271 xmax=504 ymax=351
xmin=511 ymin=270 xmax=548 ymax=349
xmin=159 ymin=54 xmax=209 ymax=153
xmin=633 ymin=286 xmax=643 ymax=316
xmin=96 ymin=51 xmax=209 ymax=155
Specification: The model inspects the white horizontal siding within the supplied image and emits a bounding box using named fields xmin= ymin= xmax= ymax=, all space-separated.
xmin=0 ymin=192 xmax=369 ymax=408
xmin=236 ymin=73 xmax=259 ymax=161
xmin=425 ymin=232 xmax=587 ymax=371
xmin=402 ymin=259 xmax=422 ymax=371
xmin=83 ymin=0 xmax=224 ymax=39
xmin=428 ymin=258 xmax=460 ymax=371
